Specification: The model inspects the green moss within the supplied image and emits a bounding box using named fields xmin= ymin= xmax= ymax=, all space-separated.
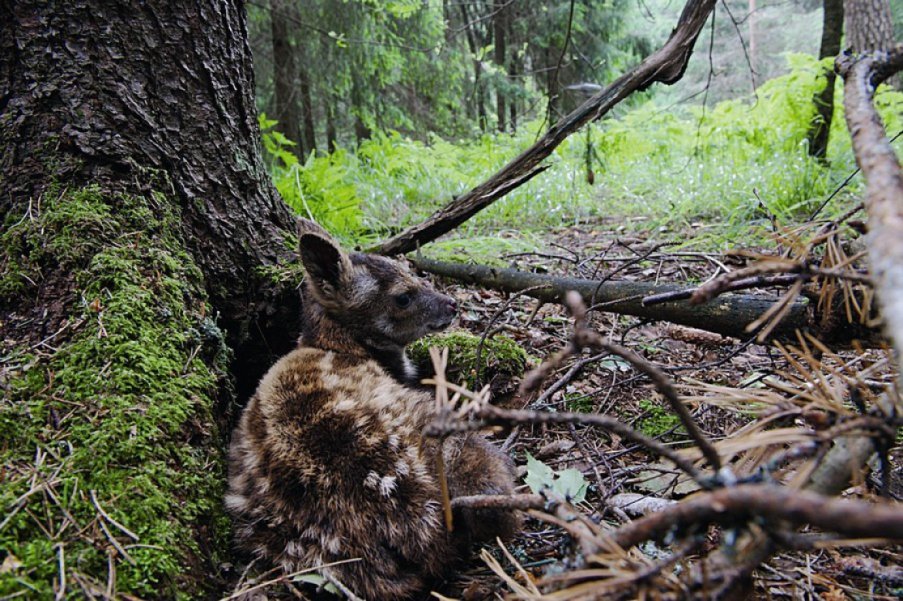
xmin=636 ymin=398 xmax=681 ymax=438
xmin=0 ymin=185 xmax=230 ymax=598
xmin=565 ymin=393 xmax=594 ymax=413
xmin=408 ymin=330 xmax=528 ymax=393
xmin=254 ymin=260 xmax=305 ymax=288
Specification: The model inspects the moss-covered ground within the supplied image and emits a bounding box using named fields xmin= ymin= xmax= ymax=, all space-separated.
xmin=0 ymin=185 xmax=231 ymax=598
xmin=408 ymin=330 xmax=529 ymax=398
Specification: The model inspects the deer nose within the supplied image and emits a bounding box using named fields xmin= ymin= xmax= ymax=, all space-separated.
xmin=445 ymin=297 xmax=458 ymax=314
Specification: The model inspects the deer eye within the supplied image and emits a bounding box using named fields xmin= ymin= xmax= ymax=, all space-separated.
xmin=394 ymin=292 xmax=413 ymax=308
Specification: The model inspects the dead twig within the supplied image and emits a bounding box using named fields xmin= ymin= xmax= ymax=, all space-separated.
xmin=523 ymin=291 xmax=724 ymax=476
xmin=474 ymin=405 xmax=705 ymax=483
xmin=451 ymin=493 xmax=546 ymax=511
xmin=611 ymin=483 xmax=903 ymax=550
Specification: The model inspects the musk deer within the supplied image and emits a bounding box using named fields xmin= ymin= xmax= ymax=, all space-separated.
xmin=227 ymin=219 xmax=518 ymax=599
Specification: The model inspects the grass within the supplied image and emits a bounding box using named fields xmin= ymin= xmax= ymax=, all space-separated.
xmin=264 ymin=54 xmax=903 ymax=255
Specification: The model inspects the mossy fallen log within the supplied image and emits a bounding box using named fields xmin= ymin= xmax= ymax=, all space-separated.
xmin=408 ymin=330 xmax=529 ymax=399
xmin=412 ymin=257 xmax=881 ymax=344
xmin=0 ymin=186 xmax=230 ymax=597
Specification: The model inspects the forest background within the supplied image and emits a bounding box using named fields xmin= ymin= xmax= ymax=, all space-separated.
xmin=250 ymin=0 xmax=903 ymax=253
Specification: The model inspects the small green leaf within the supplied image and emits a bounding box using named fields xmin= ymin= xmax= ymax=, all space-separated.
xmin=294 ymin=573 xmax=339 ymax=595
xmin=553 ymin=468 xmax=589 ymax=503
xmin=524 ymin=452 xmax=555 ymax=494
xmin=295 ymin=573 xmax=326 ymax=586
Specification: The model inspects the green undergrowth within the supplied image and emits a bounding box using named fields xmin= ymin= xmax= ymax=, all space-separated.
xmin=408 ymin=330 xmax=529 ymax=394
xmin=635 ymin=398 xmax=682 ymax=438
xmin=0 ymin=185 xmax=230 ymax=598
xmin=263 ymin=54 xmax=903 ymax=255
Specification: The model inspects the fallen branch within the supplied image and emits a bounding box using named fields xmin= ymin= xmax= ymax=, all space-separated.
xmin=611 ymin=483 xmax=903 ymax=550
xmin=415 ymin=257 xmax=886 ymax=344
xmin=641 ymin=264 xmax=870 ymax=307
xmin=451 ymin=493 xmax=545 ymax=512
xmin=413 ymin=256 xmax=810 ymax=340
xmin=371 ymin=0 xmax=717 ymax=255
xmin=837 ymin=46 xmax=903 ymax=353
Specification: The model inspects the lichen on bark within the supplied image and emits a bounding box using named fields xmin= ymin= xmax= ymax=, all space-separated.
xmin=0 ymin=185 xmax=231 ymax=598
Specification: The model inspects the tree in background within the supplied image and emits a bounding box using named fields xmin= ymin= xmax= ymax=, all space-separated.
xmin=845 ymin=0 xmax=900 ymax=89
xmin=807 ymin=0 xmax=845 ymax=158
xmin=845 ymin=0 xmax=896 ymax=52
xmin=807 ymin=0 xmax=899 ymax=158
xmin=249 ymin=1 xmax=653 ymax=147
xmin=270 ymin=0 xmax=304 ymax=154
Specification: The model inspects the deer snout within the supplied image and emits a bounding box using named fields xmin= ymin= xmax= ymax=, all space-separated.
xmin=444 ymin=297 xmax=458 ymax=315
xmin=428 ymin=295 xmax=458 ymax=331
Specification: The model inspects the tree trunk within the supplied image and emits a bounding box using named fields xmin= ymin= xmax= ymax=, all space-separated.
xmin=546 ymin=45 xmax=561 ymax=123
xmin=1 ymin=0 xmax=300 ymax=596
xmin=507 ymin=4 xmax=518 ymax=131
xmin=845 ymin=0 xmax=896 ymax=52
xmin=460 ymin=2 xmax=488 ymax=132
xmin=351 ymin=72 xmax=372 ymax=144
xmin=270 ymin=0 xmax=304 ymax=155
xmin=509 ymin=51 xmax=519 ymax=132
xmin=844 ymin=0 xmax=898 ymax=87
xmin=326 ymin=98 xmax=338 ymax=151
xmin=494 ymin=0 xmax=507 ymax=132
xmin=299 ymin=52 xmax=318 ymax=155
xmin=807 ymin=0 xmax=845 ymax=159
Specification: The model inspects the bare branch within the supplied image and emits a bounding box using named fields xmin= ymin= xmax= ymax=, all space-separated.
xmin=612 ymin=483 xmax=903 ymax=550
xmin=412 ymin=256 xmax=817 ymax=341
xmin=371 ymin=0 xmax=717 ymax=255
xmin=837 ymin=46 xmax=903 ymax=353
xmin=450 ymin=494 xmax=545 ymax=511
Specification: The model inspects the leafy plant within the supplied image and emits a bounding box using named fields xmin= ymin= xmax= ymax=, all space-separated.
xmin=261 ymin=56 xmax=903 ymax=256
xmin=524 ymin=453 xmax=589 ymax=502
xmin=260 ymin=113 xmax=363 ymax=241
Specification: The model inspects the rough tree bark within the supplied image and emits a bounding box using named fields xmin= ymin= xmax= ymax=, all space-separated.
xmin=806 ymin=0 xmax=844 ymax=159
xmin=838 ymin=46 xmax=903 ymax=353
xmin=1 ymin=0 xmax=300 ymax=596
xmin=372 ymin=0 xmax=717 ymax=256
xmin=845 ymin=0 xmax=896 ymax=52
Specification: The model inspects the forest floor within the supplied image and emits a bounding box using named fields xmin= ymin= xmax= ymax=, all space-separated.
xmin=429 ymin=217 xmax=902 ymax=600
xmin=223 ymin=216 xmax=901 ymax=600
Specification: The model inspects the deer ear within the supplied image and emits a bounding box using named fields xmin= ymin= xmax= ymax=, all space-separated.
xmin=296 ymin=217 xmax=332 ymax=239
xmin=299 ymin=233 xmax=352 ymax=302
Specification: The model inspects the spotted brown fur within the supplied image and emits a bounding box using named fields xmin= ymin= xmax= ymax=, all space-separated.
xmin=227 ymin=219 xmax=517 ymax=599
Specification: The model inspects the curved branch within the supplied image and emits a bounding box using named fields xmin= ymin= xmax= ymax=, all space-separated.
xmin=837 ymin=46 xmax=903 ymax=353
xmin=370 ymin=0 xmax=717 ymax=255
